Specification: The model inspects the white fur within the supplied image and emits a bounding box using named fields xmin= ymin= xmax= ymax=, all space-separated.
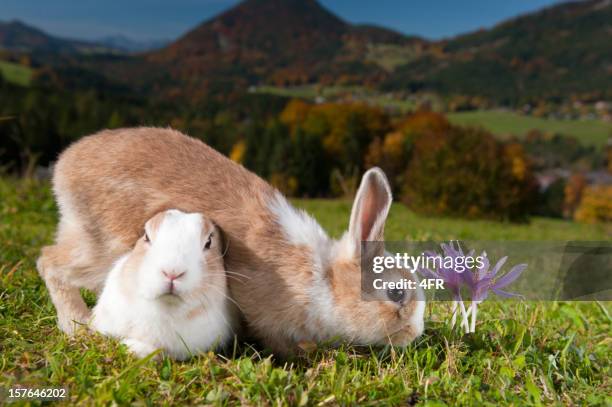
xmin=268 ymin=191 xmax=331 ymax=269
xmin=303 ymin=263 xmax=342 ymax=342
xmin=268 ymin=167 xmax=426 ymax=346
xmin=138 ymin=210 xmax=206 ymax=300
xmin=268 ymin=192 xmax=343 ymax=341
xmin=333 ymin=232 xmax=357 ymax=262
xmin=91 ymin=210 xmax=234 ymax=360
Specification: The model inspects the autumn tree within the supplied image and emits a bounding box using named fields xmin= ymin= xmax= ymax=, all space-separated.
xmin=366 ymin=111 xmax=451 ymax=194
xmin=279 ymin=99 xmax=391 ymax=194
xmin=401 ymin=124 xmax=537 ymax=221
xmin=574 ymin=185 xmax=612 ymax=224
xmin=563 ymin=173 xmax=587 ymax=218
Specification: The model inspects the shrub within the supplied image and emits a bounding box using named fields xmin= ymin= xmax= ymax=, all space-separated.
xmin=275 ymin=99 xmax=394 ymax=196
xmin=279 ymin=99 xmax=391 ymax=175
xmin=366 ymin=111 xmax=450 ymax=194
xmin=563 ymin=174 xmax=587 ymax=218
xmin=400 ymin=124 xmax=537 ymax=221
xmin=574 ymin=185 xmax=612 ymax=224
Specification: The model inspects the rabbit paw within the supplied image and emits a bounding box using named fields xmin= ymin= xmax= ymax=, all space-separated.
xmin=122 ymin=339 xmax=160 ymax=359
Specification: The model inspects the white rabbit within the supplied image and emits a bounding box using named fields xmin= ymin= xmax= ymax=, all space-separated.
xmin=91 ymin=209 xmax=235 ymax=360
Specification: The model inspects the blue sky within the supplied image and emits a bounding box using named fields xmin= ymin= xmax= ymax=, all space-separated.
xmin=3 ymin=0 xmax=562 ymax=41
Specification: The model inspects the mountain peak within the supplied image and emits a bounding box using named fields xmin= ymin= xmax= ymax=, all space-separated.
xmin=147 ymin=0 xmax=412 ymax=89
xmin=173 ymin=0 xmax=347 ymax=53
xmin=0 ymin=19 xmax=58 ymax=51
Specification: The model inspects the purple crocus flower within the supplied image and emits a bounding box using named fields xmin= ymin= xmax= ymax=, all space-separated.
xmin=418 ymin=241 xmax=471 ymax=300
xmin=462 ymin=252 xmax=527 ymax=301
xmin=461 ymin=250 xmax=527 ymax=332
xmin=417 ymin=241 xmax=528 ymax=333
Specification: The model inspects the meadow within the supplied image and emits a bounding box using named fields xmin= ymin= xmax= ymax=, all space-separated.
xmin=448 ymin=110 xmax=611 ymax=148
xmin=0 ymin=61 xmax=33 ymax=87
xmin=0 ymin=178 xmax=610 ymax=405
xmin=252 ymin=85 xmax=417 ymax=112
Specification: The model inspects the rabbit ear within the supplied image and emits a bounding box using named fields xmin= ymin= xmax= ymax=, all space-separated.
xmin=348 ymin=168 xmax=392 ymax=243
xmin=144 ymin=211 xmax=167 ymax=240
xmin=211 ymin=222 xmax=227 ymax=255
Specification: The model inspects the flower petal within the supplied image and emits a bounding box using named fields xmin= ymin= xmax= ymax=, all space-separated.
xmin=461 ymin=270 xmax=476 ymax=288
xmin=492 ymin=263 xmax=527 ymax=289
xmin=440 ymin=243 xmax=455 ymax=257
xmin=473 ymin=289 xmax=490 ymax=302
xmin=477 ymin=252 xmax=490 ymax=279
xmin=492 ymin=288 xmax=525 ymax=299
xmin=489 ymin=256 xmax=508 ymax=278
xmin=453 ymin=241 xmax=464 ymax=256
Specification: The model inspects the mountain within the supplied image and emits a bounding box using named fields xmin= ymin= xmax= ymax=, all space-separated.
xmin=0 ymin=20 xmax=123 ymax=55
xmin=0 ymin=20 xmax=78 ymax=53
xmin=3 ymin=0 xmax=610 ymax=105
xmin=385 ymin=0 xmax=612 ymax=103
xmin=147 ymin=0 xmax=425 ymax=90
xmin=145 ymin=0 xmax=612 ymax=103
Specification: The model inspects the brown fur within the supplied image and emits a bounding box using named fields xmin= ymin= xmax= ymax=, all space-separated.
xmin=37 ymin=127 xmax=423 ymax=353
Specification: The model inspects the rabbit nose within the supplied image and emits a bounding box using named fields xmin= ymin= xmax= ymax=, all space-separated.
xmin=162 ymin=270 xmax=185 ymax=281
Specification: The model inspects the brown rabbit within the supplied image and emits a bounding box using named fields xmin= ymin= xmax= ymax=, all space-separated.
xmin=37 ymin=127 xmax=424 ymax=355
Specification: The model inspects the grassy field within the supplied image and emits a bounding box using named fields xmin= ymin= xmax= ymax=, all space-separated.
xmin=448 ymin=110 xmax=611 ymax=148
xmin=253 ymin=85 xmax=417 ymax=113
xmin=1 ymin=178 xmax=610 ymax=405
xmin=295 ymin=199 xmax=610 ymax=241
xmin=0 ymin=61 xmax=33 ymax=87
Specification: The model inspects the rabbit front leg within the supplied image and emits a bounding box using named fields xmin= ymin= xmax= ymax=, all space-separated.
xmin=122 ymin=339 xmax=160 ymax=359
xmin=37 ymin=245 xmax=91 ymax=335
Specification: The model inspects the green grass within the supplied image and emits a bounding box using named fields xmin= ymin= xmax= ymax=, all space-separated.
xmin=0 ymin=61 xmax=33 ymax=87
xmin=1 ymin=178 xmax=610 ymax=405
xmin=294 ymin=199 xmax=611 ymax=241
xmin=365 ymin=44 xmax=421 ymax=72
xmin=448 ymin=110 xmax=611 ymax=148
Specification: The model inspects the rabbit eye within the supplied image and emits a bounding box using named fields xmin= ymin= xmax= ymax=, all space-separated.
xmin=144 ymin=232 xmax=150 ymax=243
xmin=204 ymin=234 xmax=213 ymax=250
xmin=387 ymin=288 xmax=405 ymax=303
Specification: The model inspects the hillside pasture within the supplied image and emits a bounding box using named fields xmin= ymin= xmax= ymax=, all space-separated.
xmin=0 ymin=61 xmax=33 ymax=87
xmin=252 ymin=85 xmax=416 ymax=112
xmin=448 ymin=110 xmax=611 ymax=148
